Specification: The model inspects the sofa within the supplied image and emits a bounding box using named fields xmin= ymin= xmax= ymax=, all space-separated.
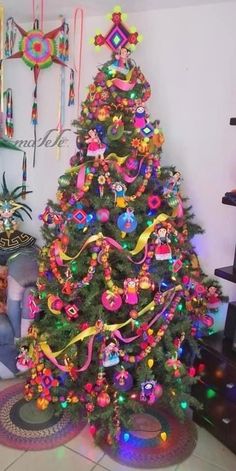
xmin=0 ymin=246 xmax=38 ymax=378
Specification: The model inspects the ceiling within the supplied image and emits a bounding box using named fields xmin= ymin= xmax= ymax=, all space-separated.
xmin=1 ymin=0 xmax=234 ymax=22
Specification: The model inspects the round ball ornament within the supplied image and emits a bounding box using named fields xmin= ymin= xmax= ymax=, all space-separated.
xmin=96 ymin=208 xmax=110 ymax=223
xmin=97 ymin=391 xmax=111 ymax=408
xmin=101 ymin=290 xmax=122 ymax=312
xmin=154 ymin=383 xmax=163 ymax=399
xmin=117 ymin=208 xmax=137 ymax=233
xmin=166 ymin=193 xmax=179 ymax=208
xmin=58 ymin=174 xmax=71 ymax=188
xmin=113 ymin=370 xmax=133 ymax=392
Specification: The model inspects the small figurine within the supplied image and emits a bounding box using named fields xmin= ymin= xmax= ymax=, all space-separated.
xmin=85 ymin=129 xmax=106 ymax=158
xmin=206 ymin=285 xmax=220 ymax=310
xmin=103 ymin=341 xmax=120 ymax=367
xmin=140 ymin=380 xmax=157 ymax=404
xmin=163 ymin=171 xmax=183 ymax=217
xmin=153 ymin=224 xmax=172 ymax=261
xmin=16 ymin=345 xmax=32 ymax=372
xmin=111 ymin=182 xmax=127 ymax=208
xmin=111 ymin=46 xmax=130 ymax=75
xmin=124 ymin=278 xmax=139 ymax=305
xmin=134 ymin=105 xmax=146 ymax=128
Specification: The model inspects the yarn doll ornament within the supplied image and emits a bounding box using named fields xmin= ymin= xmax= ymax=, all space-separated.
xmin=85 ymin=129 xmax=106 ymax=158
xmin=124 ymin=278 xmax=139 ymax=305
xmin=154 ymin=224 xmax=172 ymax=261
xmin=111 ymin=182 xmax=127 ymax=208
xmin=206 ymin=285 xmax=220 ymax=310
xmin=134 ymin=105 xmax=147 ymax=128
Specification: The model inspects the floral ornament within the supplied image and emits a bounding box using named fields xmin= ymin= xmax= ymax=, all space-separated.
xmin=165 ymin=356 xmax=185 ymax=378
xmin=33 ymin=367 xmax=59 ymax=399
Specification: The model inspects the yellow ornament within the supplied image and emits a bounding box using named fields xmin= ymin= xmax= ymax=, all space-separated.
xmin=36 ymin=397 xmax=49 ymax=410
xmin=147 ymin=358 xmax=154 ymax=368
xmin=161 ymin=432 xmax=167 ymax=442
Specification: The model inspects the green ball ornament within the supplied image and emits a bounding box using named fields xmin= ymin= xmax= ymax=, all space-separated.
xmin=58 ymin=174 xmax=71 ymax=188
xmin=166 ymin=193 xmax=179 ymax=208
xmin=39 ymin=291 xmax=47 ymax=300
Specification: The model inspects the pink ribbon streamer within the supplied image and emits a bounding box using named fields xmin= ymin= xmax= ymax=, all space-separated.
xmin=76 ymin=164 xmax=86 ymax=188
xmin=115 ymin=157 xmax=145 ymax=183
xmin=112 ymin=78 xmax=135 ymax=91
xmin=113 ymin=292 xmax=176 ymax=343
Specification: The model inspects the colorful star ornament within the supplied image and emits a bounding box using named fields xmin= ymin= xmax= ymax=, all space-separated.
xmin=92 ymin=5 xmax=143 ymax=52
xmin=5 ymin=17 xmax=74 ymax=166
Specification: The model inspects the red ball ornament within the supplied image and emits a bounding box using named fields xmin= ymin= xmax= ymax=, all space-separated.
xmin=148 ymin=195 xmax=161 ymax=210
xmin=154 ymin=384 xmax=163 ymax=399
xmin=97 ymin=391 xmax=111 ymax=408
xmin=129 ymin=309 xmax=138 ymax=319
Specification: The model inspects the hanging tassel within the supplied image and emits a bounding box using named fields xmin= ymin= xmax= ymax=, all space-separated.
xmin=31 ymin=96 xmax=38 ymax=125
xmin=59 ymin=21 xmax=69 ymax=62
xmin=5 ymin=17 xmax=16 ymax=57
xmin=68 ymin=69 xmax=75 ymax=106
xmin=22 ymin=152 xmax=27 ymax=199
xmin=5 ymin=88 xmax=14 ymax=138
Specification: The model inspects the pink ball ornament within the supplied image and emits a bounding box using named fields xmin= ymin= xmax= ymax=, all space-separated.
xmin=96 ymin=208 xmax=110 ymax=223
xmin=154 ymin=384 xmax=163 ymax=399
xmin=97 ymin=391 xmax=111 ymax=408
xmin=101 ymin=290 xmax=122 ymax=311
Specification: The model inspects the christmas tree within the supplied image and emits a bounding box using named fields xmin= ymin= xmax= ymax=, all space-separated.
xmin=23 ymin=7 xmax=225 ymax=445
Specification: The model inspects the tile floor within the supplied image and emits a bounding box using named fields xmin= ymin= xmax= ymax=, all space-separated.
xmin=0 ymin=378 xmax=235 ymax=471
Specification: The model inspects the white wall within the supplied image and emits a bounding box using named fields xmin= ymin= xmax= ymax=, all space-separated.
xmin=1 ymin=2 xmax=236 ymax=324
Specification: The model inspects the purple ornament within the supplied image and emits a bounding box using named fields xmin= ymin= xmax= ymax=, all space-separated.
xmin=113 ymin=370 xmax=133 ymax=392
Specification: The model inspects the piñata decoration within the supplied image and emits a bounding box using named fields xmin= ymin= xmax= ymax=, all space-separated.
xmin=5 ymin=17 xmax=74 ymax=166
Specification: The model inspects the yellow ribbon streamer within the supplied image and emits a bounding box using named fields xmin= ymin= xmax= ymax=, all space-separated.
xmin=40 ymin=285 xmax=182 ymax=359
xmin=58 ymin=233 xmax=104 ymax=262
xmin=129 ymin=213 xmax=169 ymax=256
xmin=57 ymin=212 xmax=169 ymax=263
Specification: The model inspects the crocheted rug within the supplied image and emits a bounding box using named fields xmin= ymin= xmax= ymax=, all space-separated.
xmin=0 ymin=383 xmax=85 ymax=450
xmin=102 ymin=406 xmax=198 ymax=468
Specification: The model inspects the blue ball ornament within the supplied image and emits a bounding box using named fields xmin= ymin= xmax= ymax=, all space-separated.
xmin=117 ymin=208 xmax=137 ymax=233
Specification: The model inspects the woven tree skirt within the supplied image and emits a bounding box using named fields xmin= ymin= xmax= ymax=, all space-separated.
xmin=101 ymin=407 xmax=198 ymax=468
xmin=0 ymin=383 xmax=84 ymax=450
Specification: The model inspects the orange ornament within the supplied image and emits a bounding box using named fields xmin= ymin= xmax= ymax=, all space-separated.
xmin=36 ymin=397 xmax=49 ymax=410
